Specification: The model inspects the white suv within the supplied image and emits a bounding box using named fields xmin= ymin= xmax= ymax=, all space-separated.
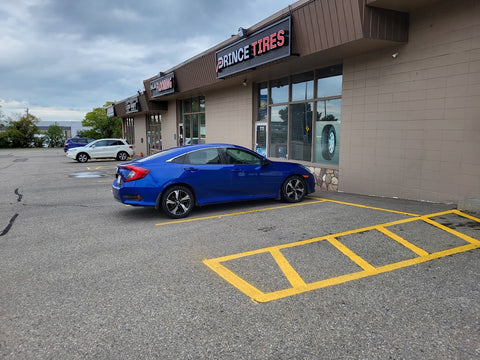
xmin=66 ymin=138 xmax=134 ymax=163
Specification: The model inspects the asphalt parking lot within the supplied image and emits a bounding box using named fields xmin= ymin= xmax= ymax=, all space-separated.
xmin=1 ymin=148 xmax=479 ymax=359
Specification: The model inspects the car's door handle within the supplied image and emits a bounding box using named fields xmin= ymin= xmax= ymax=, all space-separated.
xmin=231 ymin=168 xmax=243 ymax=173
xmin=185 ymin=167 xmax=199 ymax=172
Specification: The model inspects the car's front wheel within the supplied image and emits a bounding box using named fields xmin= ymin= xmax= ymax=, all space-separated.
xmin=281 ymin=175 xmax=307 ymax=203
xmin=76 ymin=153 xmax=89 ymax=163
xmin=161 ymin=186 xmax=194 ymax=218
xmin=117 ymin=151 xmax=128 ymax=161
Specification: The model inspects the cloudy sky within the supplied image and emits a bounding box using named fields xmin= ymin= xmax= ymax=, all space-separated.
xmin=0 ymin=0 xmax=294 ymax=124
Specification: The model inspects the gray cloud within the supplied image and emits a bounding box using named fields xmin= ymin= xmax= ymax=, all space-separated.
xmin=0 ymin=0 xmax=293 ymax=122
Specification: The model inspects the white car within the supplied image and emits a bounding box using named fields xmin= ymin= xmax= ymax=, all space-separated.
xmin=66 ymin=138 xmax=134 ymax=163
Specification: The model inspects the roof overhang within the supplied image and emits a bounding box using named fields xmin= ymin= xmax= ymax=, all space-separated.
xmin=366 ymin=0 xmax=441 ymax=12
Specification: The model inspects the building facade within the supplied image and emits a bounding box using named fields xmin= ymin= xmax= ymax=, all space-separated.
xmin=109 ymin=0 xmax=480 ymax=204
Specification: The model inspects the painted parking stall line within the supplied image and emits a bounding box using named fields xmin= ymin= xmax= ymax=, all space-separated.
xmin=203 ymin=209 xmax=480 ymax=303
xmin=155 ymin=199 xmax=326 ymax=226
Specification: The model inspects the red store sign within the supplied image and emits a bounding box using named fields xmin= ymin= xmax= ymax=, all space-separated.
xmin=216 ymin=16 xmax=291 ymax=78
xmin=150 ymin=72 xmax=176 ymax=98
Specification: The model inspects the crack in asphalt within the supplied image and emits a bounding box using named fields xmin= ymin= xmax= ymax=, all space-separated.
xmin=0 ymin=213 xmax=18 ymax=236
xmin=14 ymin=188 xmax=23 ymax=202
xmin=1 ymin=188 xmax=23 ymax=237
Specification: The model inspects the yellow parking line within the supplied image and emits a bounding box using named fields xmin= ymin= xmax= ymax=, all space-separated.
xmin=421 ymin=216 xmax=480 ymax=246
xmin=155 ymin=200 xmax=326 ymax=226
xmin=203 ymin=209 xmax=480 ymax=303
xmin=203 ymin=259 xmax=266 ymax=301
xmin=308 ymin=196 xmax=419 ymax=217
xmin=327 ymin=236 xmax=376 ymax=272
xmin=270 ymin=248 xmax=307 ymax=288
xmin=377 ymin=226 xmax=429 ymax=257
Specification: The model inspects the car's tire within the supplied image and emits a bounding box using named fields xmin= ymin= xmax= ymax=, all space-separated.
xmin=281 ymin=175 xmax=307 ymax=203
xmin=161 ymin=186 xmax=194 ymax=218
xmin=76 ymin=153 xmax=89 ymax=163
xmin=117 ymin=151 xmax=129 ymax=161
xmin=321 ymin=125 xmax=336 ymax=160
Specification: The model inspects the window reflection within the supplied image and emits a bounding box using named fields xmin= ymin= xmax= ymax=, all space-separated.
xmin=270 ymin=105 xmax=288 ymax=158
xmin=261 ymin=64 xmax=342 ymax=165
xmin=270 ymin=77 xmax=289 ymax=104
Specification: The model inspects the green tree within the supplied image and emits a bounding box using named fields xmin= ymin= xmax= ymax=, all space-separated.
xmin=1 ymin=112 xmax=40 ymax=148
xmin=0 ymin=105 xmax=6 ymax=131
xmin=45 ymin=123 xmax=65 ymax=147
xmin=81 ymin=102 xmax=122 ymax=139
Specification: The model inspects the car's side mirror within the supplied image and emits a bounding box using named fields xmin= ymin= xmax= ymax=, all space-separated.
xmin=261 ymin=159 xmax=270 ymax=166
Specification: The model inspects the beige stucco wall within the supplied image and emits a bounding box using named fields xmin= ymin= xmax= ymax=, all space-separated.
xmin=340 ymin=0 xmax=480 ymax=203
xmin=133 ymin=115 xmax=147 ymax=156
xmin=205 ymin=85 xmax=253 ymax=148
xmin=161 ymin=100 xmax=178 ymax=150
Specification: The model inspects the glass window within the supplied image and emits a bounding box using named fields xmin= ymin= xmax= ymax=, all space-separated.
xmin=185 ymin=148 xmax=220 ymax=165
xmin=225 ymin=148 xmax=262 ymax=165
xmin=124 ymin=117 xmax=134 ymax=145
xmin=148 ymin=114 xmax=162 ymax=154
xmin=200 ymin=114 xmax=206 ymax=144
xmin=270 ymin=77 xmax=289 ymax=104
xmin=184 ymin=115 xmax=191 ymax=141
xmin=317 ymin=75 xmax=342 ymax=98
xmin=270 ymin=105 xmax=288 ymax=158
xmin=93 ymin=140 xmax=107 ymax=147
xmin=292 ymin=72 xmax=314 ymax=101
xmin=315 ymin=99 xmax=341 ymax=163
xmin=257 ymin=82 xmax=268 ymax=122
xmin=181 ymin=96 xmax=205 ymax=146
xmin=256 ymin=64 xmax=342 ymax=164
xmin=289 ymin=102 xmax=313 ymax=162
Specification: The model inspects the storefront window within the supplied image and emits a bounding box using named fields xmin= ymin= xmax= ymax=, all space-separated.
xmin=124 ymin=117 xmax=134 ymax=145
xmin=258 ymin=64 xmax=342 ymax=164
xmin=181 ymin=96 xmax=205 ymax=145
xmin=257 ymin=82 xmax=268 ymax=122
xmin=290 ymin=102 xmax=313 ymax=162
xmin=292 ymin=72 xmax=314 ymax=101
xmin=147 ymin=114 xmax=162 ymax=154
xmin=270 ymin=105 xmax=288 ymax=158
xmin=317 ymin=75 xmax=342 ymax=98
xmin=270 ymin=77 xmax=289 ymax=104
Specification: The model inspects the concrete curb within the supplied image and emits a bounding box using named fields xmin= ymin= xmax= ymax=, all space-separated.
xmin=457 ymin=199 xmax=480 ymax=214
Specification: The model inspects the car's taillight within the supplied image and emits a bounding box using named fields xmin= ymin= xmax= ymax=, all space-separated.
xmin=123 ymin=165 xmax=150 ymax=182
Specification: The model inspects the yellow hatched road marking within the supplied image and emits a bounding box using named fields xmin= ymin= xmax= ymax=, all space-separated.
xmin=203 ymin=210 xmax=480 ymax=303
xmin=376 ymin=226 xmax=429 ymax=257
xmin=270 ymin=248 xmax=307 ymax=288
xmin=327 ymin=236 xmax=376 ymax=272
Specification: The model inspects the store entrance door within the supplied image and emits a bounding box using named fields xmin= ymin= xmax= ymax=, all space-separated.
xmin=255 ymin=123 xmax=268 ymax=157
xmin=147 ymin=114 xmax=162 ymax=155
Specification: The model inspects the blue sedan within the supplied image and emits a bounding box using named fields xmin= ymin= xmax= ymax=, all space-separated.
xmin=112 ymin=144 xmax=316 ymax=218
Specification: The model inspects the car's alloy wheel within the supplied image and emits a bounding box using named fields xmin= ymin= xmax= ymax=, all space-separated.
xmin=77 ymin=153 xmax=89 ymax=163
xmin=161 ymin=186 xmax=194 ymax=218
xmin=117 ymin=151 xmax=128 ymax=161
xmin=281 ymin=175 xmax=306 ymax=203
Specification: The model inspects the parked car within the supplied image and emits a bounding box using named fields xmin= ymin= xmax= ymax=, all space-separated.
xmin=66 ymin=138 xmax=134 ymax=163
xmin=64 ymin=137 xmax=95 ymax=152
xmin=112 ymin=143 xmax=315 ymax=218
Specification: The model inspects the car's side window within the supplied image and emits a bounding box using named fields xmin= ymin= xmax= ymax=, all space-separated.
xmin=94 ymin=140 xmax=107 ymax=147
xmin=185 ymin=149 xmax=221 ymax=165
xmin=108 ymin=140 xmax=123 ymax=146
xmin=225 ymin=148 xmax=262 ymax=165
